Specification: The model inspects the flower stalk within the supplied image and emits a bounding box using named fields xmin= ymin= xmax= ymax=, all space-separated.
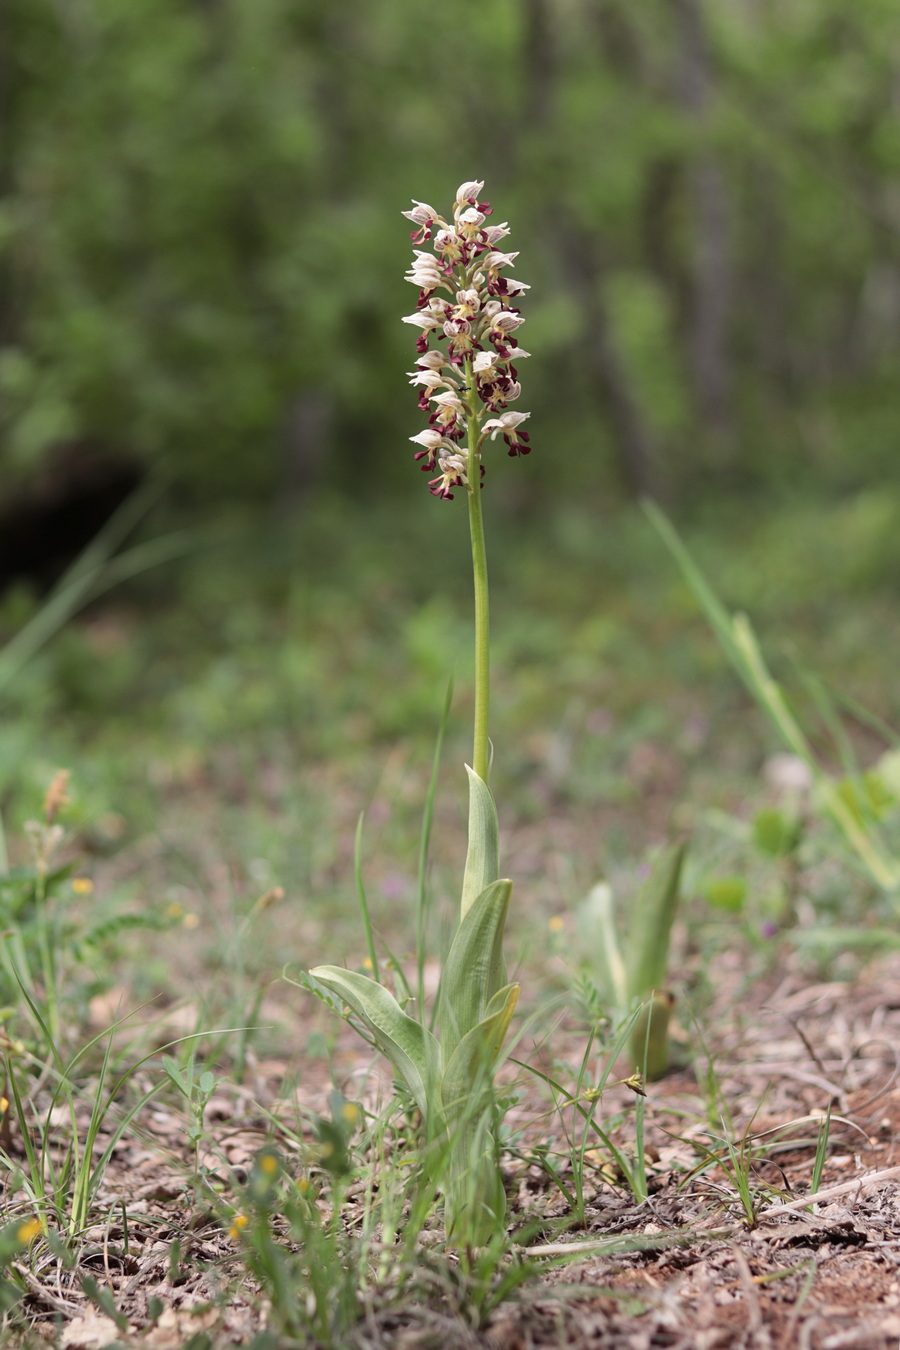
xmin=309 ymin=181 xmax=531 ymax=1247
xmin=464 ymin=357 xmax=491 ymax=782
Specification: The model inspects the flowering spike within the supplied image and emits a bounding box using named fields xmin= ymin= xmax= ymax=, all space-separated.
xmin=402 ymin=182 xmax=532 ymax=498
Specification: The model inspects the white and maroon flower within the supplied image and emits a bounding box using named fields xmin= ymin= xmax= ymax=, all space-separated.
xmin=407 ymin=368 xmax=454 ymax=391
xmin=484 ymin=250 xmax=519 ymax=271
xmin=434 ymin=229 xmax=466 ymax=266
xmin=481 ymin=410 xmax=531 ymax=457
xmin=408 ymin=367 xmax=455 ymax=410
xmin=401 ymin=308 xmax=445 ymax=332
xmin=489 ymin=310 xmax=525 ymax=336
xmin=414 ymin=350 xmax=449 ymax=371
xmin=482 ymin=411 xmax=530 ymax=439
xmin=454 ymin=289 xmax=481 ymax=321
xmin=402 ymin=200 xmax=445 ymax=245
xmin=403 ymin=181 xmax=532 ymax=495
xmin=430 ymin=390 xmax=468 ymax=417
xmin=403 ymin=200 xmax=440 ymax=225
xmin=404 ymin=250 xmax=446 ymax=291
xmin=409 ymin=428 xmax=461 ymax=472
xmin=454 ymin=180 xmax=484 ymax=208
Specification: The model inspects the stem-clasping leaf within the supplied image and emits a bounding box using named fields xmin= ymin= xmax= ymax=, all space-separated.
xmin=461 ymin=766 xmax=499 ymax=918
xmin=439 ymin=878 xmax=512 ymax=1052
xmin=441 ymin=982 xmax=520 ymax=1120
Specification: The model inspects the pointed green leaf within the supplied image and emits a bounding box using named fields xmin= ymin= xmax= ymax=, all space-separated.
xmin=643 ymin=500 xmax=745 ymax=673
xmin=309 ymin=966 xmax=439 ymax=1118
xmin=461 ymin=766 xmax=499 ymax=919
xmin=625 ymin=841 xmax=686 ymax=1000
xmin=576 ymin=881 xmax=628 ymax=1006
xmin=441 ymin=982 xmax=520 ymax=1121
xmin=439 ymin=879 xmax=512 ymax=1051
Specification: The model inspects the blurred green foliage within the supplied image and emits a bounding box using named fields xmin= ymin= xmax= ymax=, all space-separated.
xmin=2 ymin=0 xmax=900 ymax=501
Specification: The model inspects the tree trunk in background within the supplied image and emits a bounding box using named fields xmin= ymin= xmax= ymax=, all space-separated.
xmin=672 ymin=0 xmax=733 ymax=447
xmin=0 ymin=2 xmax=18 ymax=351
xmin=520 ymin=0 xmax=658 ymax=498
xmin=521 ymin=0 xmax=556 ymax=131
xmin=559 ymin=223 xmax=659 ymax=499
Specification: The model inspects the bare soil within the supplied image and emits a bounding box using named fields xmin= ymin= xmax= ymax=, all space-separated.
xmin=13 ymin=948 xmax=900 ymax=1350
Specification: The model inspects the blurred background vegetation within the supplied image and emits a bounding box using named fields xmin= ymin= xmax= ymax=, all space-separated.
xmin=1 ymin=0 xmax=899 ymax=992
xmin=3 ymin=0 xmax=900 ymax=512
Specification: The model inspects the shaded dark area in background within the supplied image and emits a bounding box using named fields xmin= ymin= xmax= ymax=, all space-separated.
xmin=1 ymin=0 xmax=899 ymax=577
xmin=0 ymin=445 xmax=142 ymax=592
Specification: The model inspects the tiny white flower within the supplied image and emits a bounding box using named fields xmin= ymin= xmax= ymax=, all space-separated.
xmin=503 ymin=278 xmax=531 ymax=295
xmin=764 ymin=754 xmax=814 ymax=793
xmin=482 ymin=223 xmax=511 ymax=244
xmin=472 ymin=351 xmax=499 ymax=373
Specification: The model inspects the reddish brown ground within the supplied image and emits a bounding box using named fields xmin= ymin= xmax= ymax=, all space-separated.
xmin=14 ymin=949 xmax=900 ymax=1349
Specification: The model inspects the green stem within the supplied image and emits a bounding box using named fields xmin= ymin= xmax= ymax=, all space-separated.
xmin=464 ymin=359 xmax=490 ymax=782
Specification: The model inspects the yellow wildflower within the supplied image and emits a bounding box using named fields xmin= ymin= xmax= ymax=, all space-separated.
xmin=16 ymin=1218 xmax=43 ymax=1245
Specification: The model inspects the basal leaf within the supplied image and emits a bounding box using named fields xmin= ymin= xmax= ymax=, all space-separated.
xmin=308 ymin=966 xmax=439 ymax=1118
xmin=442 ymin=1108 xmax=507 ymax=1249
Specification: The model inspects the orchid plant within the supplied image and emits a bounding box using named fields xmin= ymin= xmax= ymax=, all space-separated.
xmin=310 ymin=181 xmax=531 ymax=1246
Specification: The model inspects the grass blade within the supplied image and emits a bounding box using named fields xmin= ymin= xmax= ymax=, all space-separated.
xmin=354 ymin=813 xmax=379 ymax=986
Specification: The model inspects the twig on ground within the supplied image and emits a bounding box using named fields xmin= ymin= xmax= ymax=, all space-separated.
xmin=757 ymin=1164 xmax=900 ymax=1219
